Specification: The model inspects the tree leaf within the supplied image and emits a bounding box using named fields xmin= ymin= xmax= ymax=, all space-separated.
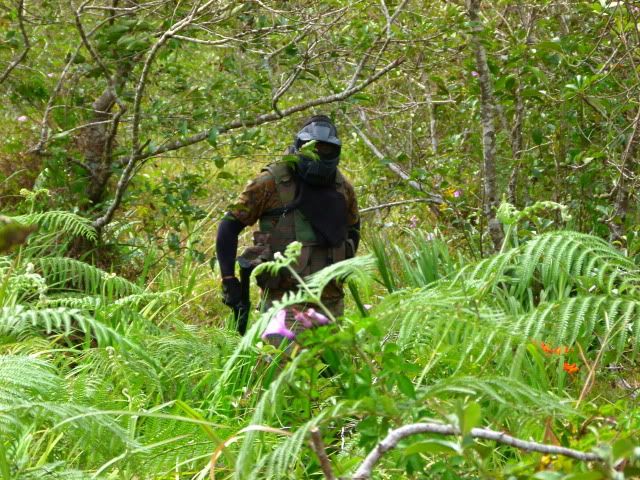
xmin=207 ymin=128 xmax=219 ymax=147
xmin=396 ymin=374 xmax=416 ymax=399
xmin=562 ymin=473 xmax=603 ymax=480
xmin=613 ymin=438 xmax=635 ymax=460
xmin=461 ymin=401 xmax=481 ymax=435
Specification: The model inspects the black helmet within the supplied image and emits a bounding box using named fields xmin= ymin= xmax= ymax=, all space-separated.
xmin=294 ymin=115 xmax=341 ymax=151
xmin=293 ymin=115 xmax=341 ymax=186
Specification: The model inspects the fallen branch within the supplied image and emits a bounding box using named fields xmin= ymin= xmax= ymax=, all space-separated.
xmin=352 ymin=422 xmax=602 ymax=480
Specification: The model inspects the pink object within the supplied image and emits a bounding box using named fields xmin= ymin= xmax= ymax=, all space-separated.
xmin=304 ymin=308 xmax=330 ymax=325
xmin=471 ymin=71 xmax=479 ymax=78
xmin=293 ymin=308 xmax=313 ymax=328
xmin=261 ymin=307 xmax=331 ymax=342
xmin=261 ymin=309 xmax=295 ymax=341
xmin=453 ymin=190 xmax=461 ymax=198
xmin=17 ymin=115 xmax=28 ymax=122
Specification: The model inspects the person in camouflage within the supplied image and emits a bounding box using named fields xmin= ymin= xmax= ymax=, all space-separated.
xmin=216 ymin=115 xmax=360 ymax=339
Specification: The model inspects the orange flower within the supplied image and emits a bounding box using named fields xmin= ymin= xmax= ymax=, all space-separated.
xmin=563 ymin=362 xmax=579 ymax=374
xmin=539 ymin=341 xmax=572 ymax=355
xmin=540 ymin=342 xmax=554 ymax=354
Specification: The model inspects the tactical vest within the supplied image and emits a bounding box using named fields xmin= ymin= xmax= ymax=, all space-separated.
xmin=255 ymin=162 xmax=348 ymax=290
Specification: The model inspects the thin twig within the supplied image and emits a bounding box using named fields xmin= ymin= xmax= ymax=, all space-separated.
xmin=93 ymin=0 xmax=223 ymax=231
xmin=360 ymin=198 xmax=437 ymax=214
xmin=308 ymin=428 xmax=336 ymax=480
xmin=345 ymin=115 xmax=443 ymax=204
xmin=577 ymin=325 xmax=612 ymax=408
xmin=0 ymin=0 xmax=30 ymax=85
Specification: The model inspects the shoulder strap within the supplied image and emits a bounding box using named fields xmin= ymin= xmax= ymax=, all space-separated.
xmin=261 ymin=162 xmax=297 ymax=216
xmin=263 ymin=162 xmax=293 ymax=184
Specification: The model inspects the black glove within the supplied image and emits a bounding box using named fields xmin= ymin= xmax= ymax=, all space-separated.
xmin=221 ymin=277 xmax=242 ymax=308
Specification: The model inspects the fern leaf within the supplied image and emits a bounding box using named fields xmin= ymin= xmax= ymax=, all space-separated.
xmin=13 ymin=211 xmax=97 ymax=243
xmin=38 ymin=257 xmax=141 ymax=298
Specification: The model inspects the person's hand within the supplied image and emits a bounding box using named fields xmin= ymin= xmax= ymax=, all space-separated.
xmin=221 ymin=277 xmax=241 ymax=308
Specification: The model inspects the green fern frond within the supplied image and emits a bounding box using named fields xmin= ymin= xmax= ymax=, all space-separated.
xmin=305 ymin=255 xmax=376 ymax=293
xmin=0 ymin=305 xmax=137 ymax=349
xmin=38 ymin=295 xmax=102 ymax=309
xmin=13 ymin=211 xmax=97 ymax=243
xmin=520 ymin=295 xmax=640 ymax=355
xmin=0 ymin=355 xmax=63 ymax=404
xmin=17 ymin=465 xmax=92 ymax=480
xmin=457 ymin=231 xmax=636 ymax=299
xmin=423 ymin=376 xmax=572 ymax=414
xmin=39 ymin=292 xmax=176 ymax=314
xmin=254 ymin=400 xmax=360 ymax=479
xmin=38 ymin=257 xmax=141 ymax=298
xmin=234 ymin=353 xmax=308 ymax=479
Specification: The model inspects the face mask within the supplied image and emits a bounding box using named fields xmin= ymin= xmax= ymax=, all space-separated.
xmin=296 ymin=153 xmax=339 ymax=186
xmin=293 ymin=120 xmax=342 ymax=186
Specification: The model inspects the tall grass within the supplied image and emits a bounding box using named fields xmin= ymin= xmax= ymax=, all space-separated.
xmin=0 ymin=210 xmax=637 ymax=478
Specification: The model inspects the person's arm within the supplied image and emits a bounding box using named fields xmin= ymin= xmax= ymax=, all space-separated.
xmin=216 ymin=215 xmax=246 ymax=307
xmin=215 ymin=171 xmax=276 ymax=306
xmin=216 ymin=216 xmax=246 ymax=279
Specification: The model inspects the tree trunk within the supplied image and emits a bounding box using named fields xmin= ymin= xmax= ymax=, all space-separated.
xmin=80 ymin=88 xmax=117 ymax=204
xmin=468 ymin=0 xmax=504 ymax=251
xmin=75 ymin=65 xmax=130 ymax=205
xmin=507 ymin=81 xmax=524 ymax=204
xmin=609 ymin=104 xmax=640 ymax=242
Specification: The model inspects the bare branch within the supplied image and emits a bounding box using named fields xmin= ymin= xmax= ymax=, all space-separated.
xmin=423 ymin=80 xmax=438 ymax=155
xmin=352 ymin=422 xmax=603 ymax=479
xmin=0 ymin=0 xmax=31 ymax=85
xmin=68 ymin=158 xmax=91 ymax=172
xmin=308 ymin=428 xmax=336 ymax=480
xmin=47 ymin=119 xmax=114 ymax=138
xmin=170 ymin=24 xmax=296 ymax=46
xmin=360 ymin=198 xmax=438 ymax=214
xmin=32 ymin=12 xmax=119 ymax=153
xmin=82 ymin=0 xmax=166 ymax=12
xmin=93 ymin=57 xmax=403 ymax=231
xmin=143 ymin=57 xmax=404 ymax=161
xmin=93 ymin=1 xmax=250 ymax=230
xmin=348 ymin=0 xmax=408 ymax=89
xmin=381 ymin=0 xmax=410 ymax=37
xmin=345 ymin=114 xmax=443 ymax=205
xmin=73 ymin=3 xmax=112 ymax=79
xmin=270 ymin=5 xmax=348 ymax=112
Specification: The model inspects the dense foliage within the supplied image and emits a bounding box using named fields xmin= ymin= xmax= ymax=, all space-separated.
xmin=1 ymin=206 xmax=640 ymax=479
xmin=2 ymin=0 xmax=640 ymax=479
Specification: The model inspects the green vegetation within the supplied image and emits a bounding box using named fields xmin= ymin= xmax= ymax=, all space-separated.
xmin=2 ymin=1 xmax=640 ymax=478
xmin=0 ymin=204 xmax=638 ymax=479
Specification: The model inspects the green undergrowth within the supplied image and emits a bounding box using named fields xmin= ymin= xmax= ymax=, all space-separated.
xmin=0 ymin=208 xmax=639 ymax=479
